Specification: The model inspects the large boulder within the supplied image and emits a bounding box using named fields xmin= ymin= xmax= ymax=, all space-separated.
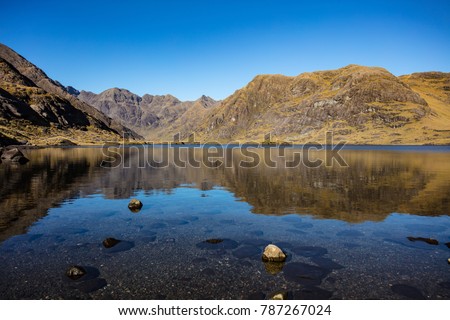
xmin=0 ymin=147 xmax=29 ymax=164
xmin=262 ymin=244 xmax=286 ymax=262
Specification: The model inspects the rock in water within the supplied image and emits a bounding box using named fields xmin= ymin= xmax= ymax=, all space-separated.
xmin=406 ymin=236 xmax=439 ymax=245
xmin=0 ymin=147 xmax=29 ymax=164
xmin=206 ymin=239 xmax=223 ymax=244
xmin=65 ymin=266 xmax=87 ymax=280
xmin=103 ymin=237 xmax=121 ymax=248
xmin=262 ymin=244 xmax=286 ymax=262
xmin=128 ymin=199 xmax=143 ymax=212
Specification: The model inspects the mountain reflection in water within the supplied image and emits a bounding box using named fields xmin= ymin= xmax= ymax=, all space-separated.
xmin=0 ymin=146 xmax=449 ymax=299
xmin=1 ymin=146 xmax=450 ymax=242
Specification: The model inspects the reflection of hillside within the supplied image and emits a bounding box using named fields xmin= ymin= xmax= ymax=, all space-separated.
xmin=1 ymin=147 xmax=449 ymax=241
xmin=219 ymin=149 xmax=450 ymax=221
xmin=0 ymin=148 xmax=105 ymax=242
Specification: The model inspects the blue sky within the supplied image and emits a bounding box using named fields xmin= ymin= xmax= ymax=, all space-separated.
xmin=1 ymin=0 xmax=449 ymax=100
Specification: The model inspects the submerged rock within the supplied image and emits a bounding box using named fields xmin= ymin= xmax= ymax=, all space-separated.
xmin=196 ymin=238 xmax=239 ymax=250
xmin=391 ymin=284 xmax=425 ymax=299
xmin=283 ymin=262 xmax=330 ymax=286
xmin=291 ymin=246 xmax=328 ymax=257
xmin=206 ymin=239 xmax=223 ymax=244
xmin=262 ymin=244 xmax=286 ymax=262
xmin=445 ymin=242 xmax=450 ymax=249
xmin=128 ymin=199 xmax=143 ymax=212
xmin=102 ymin=237 xmax=121 ymax=248
xmin=0 ymin=147 xmax=29 ymax=164
xmin=407 ymin=236 xmax=439 ymax=245
xmin=65 ymin=266 xmax=87 ymax=280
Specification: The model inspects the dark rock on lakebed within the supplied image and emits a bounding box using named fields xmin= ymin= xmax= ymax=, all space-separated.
xmin=311 ymin=256 xmax=344 ymax=270
xmin=205 ymin=239 xmax=223 ymax=244
xmin=196 ymin=238 xmax=239 ymax=250
xmin=445 ymin=242 xmax=450 ymax=249
xmin=391 ymin=284 xmax=425 ymax=299
xmin=128 ymin=199 xmax=143 ymax=212
xmin=407 ymin=236 xmax=439 ymax=245
xmin=283 ymin=262 xmax=330 ymax=286
xmin=102 ymin=237 xmax=121 ymax=248
xmin=291 ymin=246 xmax=328 ymax=257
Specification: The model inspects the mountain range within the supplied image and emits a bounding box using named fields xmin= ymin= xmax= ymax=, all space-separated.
xmin=74 ymin=89 xmax=218 ymax=140
xmin=1 ymin=43 xmax=449 ymax=145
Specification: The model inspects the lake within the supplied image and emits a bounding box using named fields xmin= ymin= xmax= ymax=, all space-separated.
xmin=0 ymin=145 xmax=449 ymax=299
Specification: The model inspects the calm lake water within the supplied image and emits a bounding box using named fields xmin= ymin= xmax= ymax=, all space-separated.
xmin=0 ymin=145 xmax=449 ymax=299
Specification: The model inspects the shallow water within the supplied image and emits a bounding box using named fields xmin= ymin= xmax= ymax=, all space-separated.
xmin=0 ymin=145 xmax=449 ymax=299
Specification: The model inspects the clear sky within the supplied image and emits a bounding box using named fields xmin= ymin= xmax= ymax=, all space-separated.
xmin=1 ymin=0 xmax=449 ymax=100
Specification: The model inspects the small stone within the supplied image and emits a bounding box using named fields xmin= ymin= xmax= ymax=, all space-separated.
xmin=447 ymin=258 xmax=450 ymax=265
xmin=269 ymin=291 xmax=288 ymax=300
xmin=407 ymin=236 xmax=439 ymax=245
xmin=445 ymin=242 xmax=450 ymax=249
xmin=128 ymin=199 xmax=143 ymax=212
xmin=65 ymin=266 xmax=86 ymax=280
xmin=102 ymin=237 xmax=121 ymax=248
xmin=262 ymin=244 xmax=286 ymax=262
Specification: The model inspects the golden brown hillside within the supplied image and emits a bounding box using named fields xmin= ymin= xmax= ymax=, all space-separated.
xmin=193 ymin=65 xmax=450 ymax=145
xmin=0 ymin=44 xmax=142 ymax=146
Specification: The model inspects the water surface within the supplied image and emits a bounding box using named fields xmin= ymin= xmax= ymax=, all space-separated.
xmin=0 ymin=146 xmax=449 ymax=299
